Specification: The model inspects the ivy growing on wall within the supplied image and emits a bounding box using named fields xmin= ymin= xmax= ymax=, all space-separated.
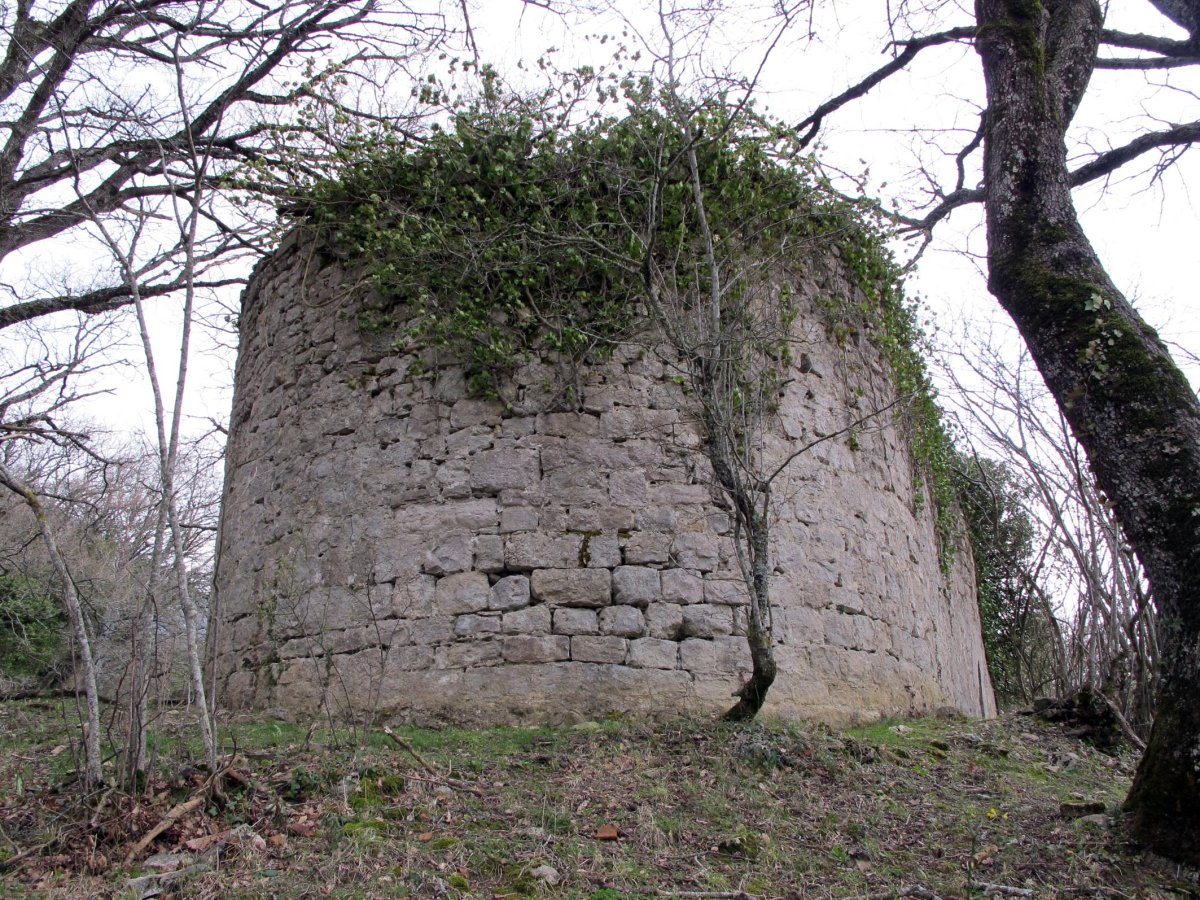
xmin=291 ymin=94 xmax=957 ymax=547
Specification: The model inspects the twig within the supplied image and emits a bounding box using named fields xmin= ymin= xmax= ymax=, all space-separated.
xmin=381 ymin=725 xmax=437 ymax=773
xmin=656 ymin=892 xmax=756 ymax=899
xmin=867 ymin=888 xmax=945 ymax=900
xmin=1097 ymin=692 xmax=1147 ymax=752
xmin=400 ymin=771 xmax=485 ymax=798
xmin=0 ymin=837 xmax=57 ymax=872
xmin=974 ymin=884 xmax=1034 ymax=898
xmin=123 ymin=795 xmax=205 ymax=865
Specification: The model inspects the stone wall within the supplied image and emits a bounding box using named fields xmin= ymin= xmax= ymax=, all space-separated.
xmin=212 ymin=231 xmax=997 ymax=726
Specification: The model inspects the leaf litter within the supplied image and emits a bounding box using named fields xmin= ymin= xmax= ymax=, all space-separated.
xmin=0 ymin=698 xmax=1197 ymax=898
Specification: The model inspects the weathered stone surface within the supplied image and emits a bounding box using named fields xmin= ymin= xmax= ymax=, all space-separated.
xmin=571 ymin=635 xmax=628 ymax=664
xmin=671 ymin=534 xmax=720 ymax=572
xmin=500 ymin=604 xmax=550 ymax=634
xmin=500 ymin=506 xmax=538 ymax=533
xmin=531 ymin=568 xmax=611 ymax=608
xmin=434 ymin=572 xmax=491 ymax=616
xmin=503 ymin=635 xmax=570 ymax=663
xmin=437 ymin=640 xmax=503 ymax=668
xmin=645 ymin=603 xmax=684 ymax=640
xmin=454 ymin=613 xmax=502 ymax=638
xmin=661 ymin=569 xmax=705 ymax=604
xmin=680 ymin=637 xmax=750 ymax=675
xmin=215 ymin=230 xmax=997 ymax=728
xmin=505 ymin=533 xmax=583 ymax=571
xmin=553 ymin=607 xmax=599 ymax=636
xmin=612 ymin=566 xmax=660 ymax=606
xmin=473 ymin=535 xmax=505 ymax=573
xmin=681 ymin=604 xmax=735 ymax=638
xmin=469 ymin=449 xmax=540 ymax=493
xmin=623 ymin=533 xmax=671 ymax=566
xmin=628 ymin=638 xmax=679 ymax=670
xmin=582 ymin=535 xmax=621 ymax=569
xmin=490 ymin=575 xmax=530 ymax=611
xmin=424 ymin=533 xmax=472 ymax=576
xmin=600 ymin=605 xmax=645 ymax=638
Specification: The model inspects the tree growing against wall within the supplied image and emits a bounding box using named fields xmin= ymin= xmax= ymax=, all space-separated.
xmin=296 ymin=59 xmax=950 ymax=719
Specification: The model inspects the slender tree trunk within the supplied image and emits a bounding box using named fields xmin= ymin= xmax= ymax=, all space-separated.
xmin=0 ymin=462 xmax=104 ymax=787
xmin=975 ymin=0 xmax=1200 ymax=863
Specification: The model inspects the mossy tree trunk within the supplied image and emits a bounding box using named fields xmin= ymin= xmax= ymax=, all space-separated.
xmin=975 ymin=0 xmax=1200 ymax=864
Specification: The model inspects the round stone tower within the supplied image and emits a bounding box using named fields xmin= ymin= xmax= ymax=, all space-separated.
xmin=212 ymin=230 xmax=996 ymax=726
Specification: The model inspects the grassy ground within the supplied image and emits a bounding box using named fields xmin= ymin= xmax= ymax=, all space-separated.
xmin=0 ymin=699 xmax=1196 ymax=898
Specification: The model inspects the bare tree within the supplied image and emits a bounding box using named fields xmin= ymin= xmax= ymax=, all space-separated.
xmin=0 ymin=319 xmax=116 ymax=786
xmin=0 ymin=0 xmax=454 ymax=334
xmin=940 ymin=325 xmax=1157 ymax=733
xmin=787 ymin=0 xmax=1200 ymax=863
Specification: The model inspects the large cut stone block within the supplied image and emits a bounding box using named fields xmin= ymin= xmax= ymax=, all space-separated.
xmin=680 ymin=636 xmax=750 ymax=675
xmin=628 ymin=638 xmax=679 ymax=670
xmin=434 ymin=572 xmax=491 ymax=616
xmin=681 ymin=604 xmax=735 ymax=638
xmin=501 ymin=604 xmax=551 ymax=634
xmin=600 ymin=605 xmax=645 ymax=638
xmin=531 ymin=568 xmax=611 ymax=607
xmin=469 ymin=449 xmax=540 ymax=493
xmin=503 ymin=635 xmax=570 ymax=663
xmin=571 ymin=635 xmax=628 ymax=664
xmin=553 ymin=607 xmax=599 ymax=635
xmin=645 ymin=602 xmax=684 ymax=640
xmin=490 ymin=575 xmax=531 ymax=611
xmin=671 ymin=534 xmax=720 ymax=571
xmin=661 ymin=568 xmax=704 ymax=604
xmin=612 ymin=566 xmax=661 ymax=606
xmin=505 ymin=533 xmax=584 ymax=570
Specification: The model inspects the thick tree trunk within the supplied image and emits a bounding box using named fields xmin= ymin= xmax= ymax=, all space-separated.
xmin=975 ymin=0 xmax=1200 ymax=864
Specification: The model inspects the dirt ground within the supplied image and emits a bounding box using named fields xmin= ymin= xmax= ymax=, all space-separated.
xmin=1 ymin=699 xmax=1197 ymax=898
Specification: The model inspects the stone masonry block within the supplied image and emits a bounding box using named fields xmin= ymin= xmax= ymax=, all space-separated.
xmin=704 ymin=578 xmax=749 ymax=606
xmin=531 ymin=568 xmax=611 ymax=607
xmin=391 ymin=575 xmax=435 ymax=618
xmin=505 ymin=533 xmax=583 ymax=571
xmin=489 ymin=575 xmax=531 ymax=611
xmin=410 ymin=616 xmax=454 ymax=646
xmin=500 ymin=506 xmax=539 ymax=533
xmin=503 ymin=635 xmax=570 ymax=664
xmin=473 ymin=535 xmax=505 ymax=573
xmin=679 ymin=636 xmax=749 ymax=675
xmin=600 ymin=605 xmax=645 ymax=638
xmin=608 ymin=469 xmax=649 ymax=506
xmin=612 ymin=566 xmax=661 ymax=606
xmin=571 ymin=636 xmax=628 ymax=664
xmin=434 ymin=572 xmax=491 ymax=616
xmin=623 ymin=532 xmax=671 ymax=565
xmin=454 ymin=613 xmax=502 ymax=638
xmin=670 ymin=534 xmax=720 ymax=572
xmin=661 ymin=569 xmax=704 ymax=604
xmin=645 ymin=603 xmax=684 ymax=640
xmin=681 ymin=604 xmax=735 ymax=638
xmin=424 ymin=533 xmax=472 ymax=575
xmin=501 ymin=604 xmax=551 ymax=634
xmin=582 ymin=535 xmax=621 ymax=569
xmin=436 ymin=640 xmax=503 ymax=669
xmin=553 ymin=607 xmax=599 ymax=635
xmin=469 ymin=449 xmax=540 ymax=493
xmin=628 ymin=638 xmax=679 ymax=670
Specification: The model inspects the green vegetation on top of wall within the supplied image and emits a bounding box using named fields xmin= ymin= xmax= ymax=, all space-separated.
xmin=291 ymin=95 xmax=958 ymax=547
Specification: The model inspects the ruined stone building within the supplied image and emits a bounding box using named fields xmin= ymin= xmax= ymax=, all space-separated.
xmin=212 ymin=222 xmax=997 ymax=725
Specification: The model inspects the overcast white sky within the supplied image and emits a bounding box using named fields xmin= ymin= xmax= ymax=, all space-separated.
xmin=7 ymin=0 xmax=1198 ymax=447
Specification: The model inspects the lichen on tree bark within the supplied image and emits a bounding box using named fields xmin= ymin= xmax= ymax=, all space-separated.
xmin=975 ymin=0 xmax=1200 ymax=864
